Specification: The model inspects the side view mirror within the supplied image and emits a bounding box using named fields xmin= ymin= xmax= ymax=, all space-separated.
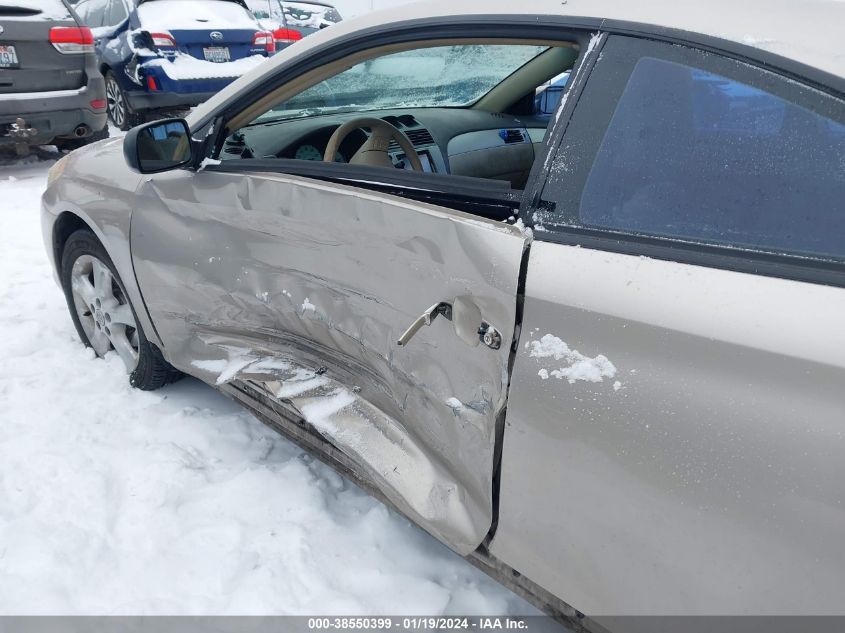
xmin=535 ymin=85 xmax=566 ymax=117
xmin=123 ymin=118 xmax=193 ymax=174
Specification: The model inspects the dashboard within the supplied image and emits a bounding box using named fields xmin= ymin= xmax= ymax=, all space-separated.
xmin=221 ymin=108 xmax=550 ymax=189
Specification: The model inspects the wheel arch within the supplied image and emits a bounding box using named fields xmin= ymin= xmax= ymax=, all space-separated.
xmin=53 ymin=211 xmax=96 ymax=273
xmin=59 ymin=223 xmax=180 ymax=390
xmin=52 ymin=208 xmax=165 ymax=352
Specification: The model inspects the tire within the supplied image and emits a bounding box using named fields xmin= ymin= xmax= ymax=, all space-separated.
xmin=105 ymin=70 xmax=144 ymax=131
xmin=60 ymin=229 xmax=181 ymax=391
xmin=53 ymin=126 xmax=110 ymax=152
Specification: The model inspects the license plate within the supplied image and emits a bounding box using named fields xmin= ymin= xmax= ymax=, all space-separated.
xmin=203 ymin=47 xmax=230 ymax=63
xmin=0 ymin=45 xmax=18 ymax=68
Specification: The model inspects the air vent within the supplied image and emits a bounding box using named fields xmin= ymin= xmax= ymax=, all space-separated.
xmin=382 ymin=115 xmax=420 ymax=129
xmin=389 ymin=128 xmax=434 ymax=151
xmin=500 ymin=129 xmax=525 ymax=144
xmin=407 ymin=129 xmax=434 ymax=146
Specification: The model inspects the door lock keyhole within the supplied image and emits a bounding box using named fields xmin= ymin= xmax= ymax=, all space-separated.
xmin=479 ymin=323 xmax=502 ymax=350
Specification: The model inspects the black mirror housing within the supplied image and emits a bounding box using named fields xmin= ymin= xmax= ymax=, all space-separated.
xmin=123 ymin=118 xmax=193 ymax=174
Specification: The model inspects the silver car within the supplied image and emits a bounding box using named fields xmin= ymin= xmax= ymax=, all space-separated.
xmin=41 ymin=0 xmax=845 ymax=625
xmin=1 ymin=0 xmax=108 ymax=152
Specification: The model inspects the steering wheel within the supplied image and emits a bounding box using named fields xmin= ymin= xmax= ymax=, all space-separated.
xmin=324 ymin=117 xmax=424 ymax=171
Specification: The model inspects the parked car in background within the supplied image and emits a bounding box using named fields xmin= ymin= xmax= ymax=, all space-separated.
xmin=0 ymin=0 xmax=107 ymax=154
xmin=245 ymin=0 xmax=341 ymax=50
xmin=68 ymin=0 xmax=274 ymax=130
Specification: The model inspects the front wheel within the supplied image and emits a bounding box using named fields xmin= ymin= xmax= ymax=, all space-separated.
xmin=105 ymin=71 xmax=143 ymax=131
xmin=60 ymin=229 xmax=181 ymax=391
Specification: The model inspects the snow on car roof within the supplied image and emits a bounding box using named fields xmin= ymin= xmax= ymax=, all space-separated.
xmin=189 ymin=0 xmax=844 ymax=126
xmin=137 ymin=0 xmax=259 ymax=31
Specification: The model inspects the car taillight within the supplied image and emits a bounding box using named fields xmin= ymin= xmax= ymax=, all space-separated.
xmin=90 ymin=99 xmax=107 ymax=110
xmin=272 ymin=28 xmax=302 ymax=47
xmin=50 ymin=26 xmax=94 ymax=54
xmin=253 ymin=31 xmax=276 ymax=54
xmin=150 ymin=32 xmax=176 ymax=49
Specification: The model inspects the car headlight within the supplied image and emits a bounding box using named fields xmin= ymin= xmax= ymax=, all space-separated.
xmin=47 ymin=154 xmax=70 ymax=187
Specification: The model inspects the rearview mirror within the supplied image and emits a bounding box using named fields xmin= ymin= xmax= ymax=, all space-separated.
xmin=123 ymin=118 xmax=193 ymax=174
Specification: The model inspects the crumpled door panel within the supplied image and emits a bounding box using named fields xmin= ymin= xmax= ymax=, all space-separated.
xmin=130 ymin=169 xmax=527 ymax=554
xmin=192 ymin=340 xmax=484 ymax=547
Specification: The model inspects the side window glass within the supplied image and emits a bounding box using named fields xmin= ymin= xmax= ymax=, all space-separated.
xmin=540 ymin=45 xmax=845 ymax=262
xmin=689 ymin=69 xmax=786 ymax=135
xmin=74 ymin=0 xmax=107 ymax=27
xmin=106 ymin=0 xmax=127 ymax=26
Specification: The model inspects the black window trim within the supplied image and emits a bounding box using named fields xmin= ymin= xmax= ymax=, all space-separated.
xmin=533 ymin=225 xmax=845 ymax=290
xmin=594 ymin=19 xmax=844 ymax=101
xmin=205 ymin=158 xmax=523 ymax=221
xmin=520 ymin=32 xmax=607 ymax=218
xmin=527 ymin=32 xmax=845 ymax=290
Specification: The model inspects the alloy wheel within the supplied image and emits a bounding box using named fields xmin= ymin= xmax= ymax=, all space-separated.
xmin=70 ymin=254 xmax=140 ymax=372
xmin=105 ymin=76 xmax=126 ymax=129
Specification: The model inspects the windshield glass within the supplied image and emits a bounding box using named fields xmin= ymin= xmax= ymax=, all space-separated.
xmin=252 ymin=44 xmax=548 ymax=124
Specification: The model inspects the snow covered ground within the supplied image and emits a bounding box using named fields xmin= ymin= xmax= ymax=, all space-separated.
xmin=0 ymin=146 xmax=536 ymax=616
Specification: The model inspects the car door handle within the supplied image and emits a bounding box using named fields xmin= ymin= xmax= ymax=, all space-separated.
xmin=397 ymin=302 xmax=452 ymax=347
xmin=397 ymin=298 xmax=502 ymax=350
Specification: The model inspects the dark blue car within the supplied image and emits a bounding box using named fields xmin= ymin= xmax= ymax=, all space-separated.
xmin=69 ymin=0 xmax=274 ymax=129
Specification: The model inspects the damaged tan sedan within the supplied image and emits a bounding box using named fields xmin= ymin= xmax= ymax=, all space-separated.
xmin=41 ymin=0 xmax=845 ymax=625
